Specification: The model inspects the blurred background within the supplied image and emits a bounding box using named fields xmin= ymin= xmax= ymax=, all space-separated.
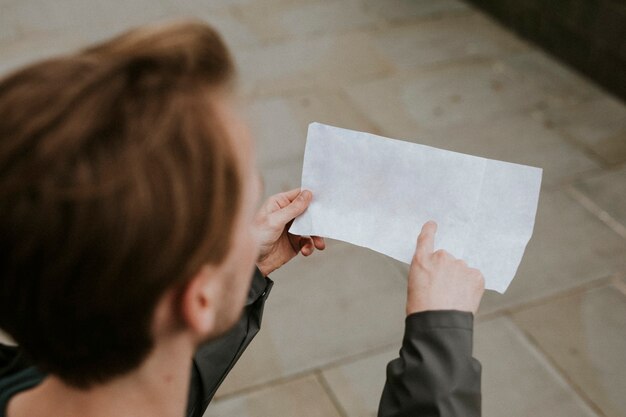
xmin=1 ymin=1 xmax=625 ymax=416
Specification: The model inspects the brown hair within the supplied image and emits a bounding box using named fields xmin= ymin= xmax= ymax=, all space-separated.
xmin=0 ymin=20 xmax=242 ymax=387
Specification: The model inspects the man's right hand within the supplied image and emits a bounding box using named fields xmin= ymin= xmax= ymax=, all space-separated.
xmin=406 ymin=220 xmax=485 ymax=316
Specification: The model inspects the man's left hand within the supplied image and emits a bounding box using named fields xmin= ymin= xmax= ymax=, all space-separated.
xmin=254 ymin=188 xmax=326 ymax=276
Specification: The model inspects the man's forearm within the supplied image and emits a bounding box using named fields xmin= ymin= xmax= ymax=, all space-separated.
xmin=378 ymin=310 xmax=482 ymax=417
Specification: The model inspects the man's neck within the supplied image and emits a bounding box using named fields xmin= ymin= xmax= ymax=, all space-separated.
xmin=7 ymin=334 xmax=195 ymax=417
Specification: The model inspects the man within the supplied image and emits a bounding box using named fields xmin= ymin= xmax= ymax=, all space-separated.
xmin=0 ymin=20 xmax=485 ymax=417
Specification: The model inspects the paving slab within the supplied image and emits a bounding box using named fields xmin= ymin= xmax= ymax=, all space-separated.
xmin=500 ymin=50 xmax=605 ymax=108
xmin=234 ymin=30 xmax=393 ymax=97
xmin=214 ymin=241 xmax=407 ymax=397
xmin=233 ymin=0 xmax=380 ymax=42
xmin=165 ymin=8 xmax=263 ymax=49
xmin=541 ymin=97 xmax=626 ymax=166
xmin=0 ymin=32 xmax=91 ymax=78
xmin=474 ymin=317 xmax=599 ymax=417
xmin=243 ymin=92 xmax=379 ymax=168
xmin=422 ymin=113 xmax=599 ymax=189
xmin=0 ymin=16 xmax=18 ymax=43
xmin=162 ymin=0 xmax=259 ymax=11
xmin=205 ymin=374 xmax=341 ymax=417
xmin=572 ymin=166 xmax=626 ymax=229
xmin=344 ymin=61 xmax=551 ymax=137
xmin=258 ymin=157 xmax=304 ymax=201
xmin=345 ymin=48 xmax=607 ymax=138
xmin=370 ymin=13 xmax=528 ymax=71
xmin=322 ymin=347 xmax=398 ymax=417
xmin=357 ymin=0 xmax=470 ymax=23
xmin=2 ymin=0 xmax=170 ymax=39
xmin=0 ymin=7 xmax=257 ymax=76
xmin=319 ymin=317 xmax=600 ymax=417
xmin=511 ymin=286 xmax=626 ymax=417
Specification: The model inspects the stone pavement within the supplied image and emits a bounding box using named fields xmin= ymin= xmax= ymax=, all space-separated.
xmin=1 ymin=0 xmax=625 ymax=416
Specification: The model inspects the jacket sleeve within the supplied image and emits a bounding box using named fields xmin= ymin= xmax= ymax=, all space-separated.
xmin=377 ymin=310 xmax=482 ymax=417
xmin=186 ymin=266 xmax=273 ymax=417
xmin=0 ymin=343 xmax=31 ymax=379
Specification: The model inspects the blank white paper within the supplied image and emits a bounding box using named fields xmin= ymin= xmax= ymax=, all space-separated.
xmin=288 ymin=122 xmax=543 ymax=293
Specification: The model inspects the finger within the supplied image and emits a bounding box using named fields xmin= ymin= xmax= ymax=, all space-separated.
xmin=416 ymin=220 xmax=437 ymax=259
xmin=273 ymin=189 xmax=312 ymax=225
xmin=299 ymin=236 xmax=313 ymax=249
xmin=312 ymin=236 xmax=325 ymax=250
xmin=300 ymin=237 xmax=314 ymax=256
xmin=288 ymin=232 xmax=301 ymax=253
xmin=276 ymin=188 xmax=303 ymax=202
xmin=261 ymin=188 xmax=303 ymax=212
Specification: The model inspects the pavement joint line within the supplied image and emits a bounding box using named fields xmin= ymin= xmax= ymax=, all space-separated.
xmin=553 ymin=127 xmax=616 ymax=169
xmin=541 ymin=166 xmax=608 ymax=192
xmin=238 ymin=50 xmax=529 ymax=102
xmin=241 ymin=66 xmax=396 ymax=100
xmin=239 ymin=51 xmax=528 ymax=102
xmin=335 ymin=86 xmax=386 ymax=135
xmin=211 ymin=368 xmax=320 ymax=404
xmin=384 ymin=53 xmax=511 ymax=77
xmin=240 ymin=83 xmax=348 ymax=102
xmin=477 ymin=274 xmax=613 ymax=321
xmin=565 ymin=184 xmax=626 ymax=240
xmin=385 ymin=259 xmax=410 ymax=283
xmin=233 ymin=5 xmax=478 ymax=47
xmin=314 ymin=371 xmax=349 ymax=417
xmin=212 ymin=340 xmax=400 ymax=403
xmin=506 ymin=313 xmax=607 ymax=417
xmin=610 ymin=274 xmax=626 ymax=297
xmin=371 ymin=8 xmax=477 ymax=30
xmin=475 ymin=308 xmax=508 ymax=322
xmin=236 ymin=24 xmax=387 ymax=50
xmin=262 ymin=24 xmax=383 ymax=47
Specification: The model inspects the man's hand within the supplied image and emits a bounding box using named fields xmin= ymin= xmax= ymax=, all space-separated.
xmin=406 ymin=221 xmax=485 ymax=315
xmin=254 ymin=188 xmax=326 ymax=276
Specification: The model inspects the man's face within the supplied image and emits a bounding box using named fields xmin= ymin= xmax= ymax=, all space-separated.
xmin=203 ymin=91 xmax=264 ymax=337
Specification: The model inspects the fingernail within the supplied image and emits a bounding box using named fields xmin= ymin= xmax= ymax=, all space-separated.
xmin=299 ymin=190 xmax=311 ymax=201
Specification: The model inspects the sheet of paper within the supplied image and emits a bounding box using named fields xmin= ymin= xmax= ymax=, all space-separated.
xmin=289 ymin=122 xmax=543 ymax=293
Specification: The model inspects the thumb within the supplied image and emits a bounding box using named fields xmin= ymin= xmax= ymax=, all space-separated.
xmin=274 ymin=189 xmax=312 ymax=226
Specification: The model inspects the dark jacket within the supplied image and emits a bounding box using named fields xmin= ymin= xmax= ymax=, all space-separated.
xmin=0 ymin=266 xmax=481 ymax=417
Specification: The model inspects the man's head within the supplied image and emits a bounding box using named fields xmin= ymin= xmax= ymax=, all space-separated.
xmin=0 ymin=20 xmax=262 ymax=388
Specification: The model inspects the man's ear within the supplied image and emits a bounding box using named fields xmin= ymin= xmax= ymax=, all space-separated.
xmin=179 ymin=264 xmax=222 ymax=339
